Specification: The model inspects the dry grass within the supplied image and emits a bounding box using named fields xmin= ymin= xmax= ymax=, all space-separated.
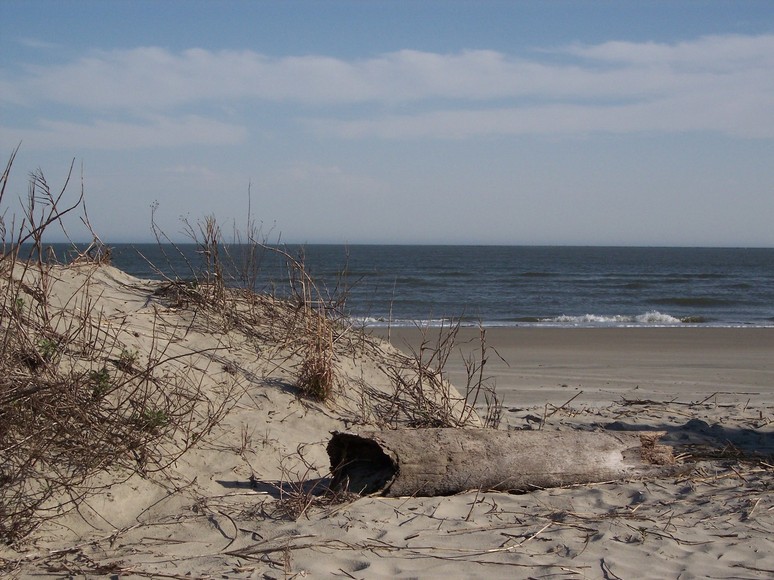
xmin=268 ymin=444 xmax=350 ymax=521
xmin=152 ymin=195 xmax=346 ymax=404
xmin=0 ymin=148 xmax=501 ymax=546
xmin=357 ymin=319 xmax=503 ymax=429
xmin=0 ymin=149 xmax=356 ymax=543
xmin=0 ymin=150 xmax=238 ymax=544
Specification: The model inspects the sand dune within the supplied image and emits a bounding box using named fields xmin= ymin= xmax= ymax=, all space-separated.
xmin=1 ymin=264 xmax=772 ymax=579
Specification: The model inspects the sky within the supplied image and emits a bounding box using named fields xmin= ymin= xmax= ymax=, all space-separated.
xmin=1 ymin=1 xmax=773 ymax=246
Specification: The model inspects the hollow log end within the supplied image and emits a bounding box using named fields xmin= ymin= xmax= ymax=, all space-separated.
xmin=327 ymin=431 xmax=398 ymax=495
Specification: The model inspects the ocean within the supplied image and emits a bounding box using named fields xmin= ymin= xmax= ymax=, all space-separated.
xmin=48 ymin=244 xmax=774 ymax=328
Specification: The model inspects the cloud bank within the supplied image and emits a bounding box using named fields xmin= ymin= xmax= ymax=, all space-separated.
xmin=3 ymin=33 xmax=773 ymax=148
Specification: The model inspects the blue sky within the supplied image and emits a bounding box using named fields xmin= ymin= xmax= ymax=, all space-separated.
xmin=2 ymin=1 xmax=773 ymax=246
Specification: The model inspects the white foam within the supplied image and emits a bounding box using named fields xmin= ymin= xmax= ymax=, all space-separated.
xmin=540 ymin=310 xmax=684 ymax=327
xmin=352 ymin=316 xmax=467 ymax=328
xmin=354 ymin=311 xmax=773 ymax=329
xmin=634 ymin=310 xmax=684 ymax=325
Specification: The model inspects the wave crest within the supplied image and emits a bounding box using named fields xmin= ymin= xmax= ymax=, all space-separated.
xmin=542 ymin=310 xmax=685 ymax=326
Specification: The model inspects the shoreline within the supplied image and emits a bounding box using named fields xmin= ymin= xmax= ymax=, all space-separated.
xmin=377 ymin=326 xmax=774 ymax=408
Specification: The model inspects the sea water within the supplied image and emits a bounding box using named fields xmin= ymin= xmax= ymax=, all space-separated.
xmin=46 ymin=244 xmax=774 ymax=328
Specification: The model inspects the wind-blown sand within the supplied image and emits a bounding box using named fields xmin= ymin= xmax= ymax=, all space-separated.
xmin=2 ymin=265 xmax=772 ymax=579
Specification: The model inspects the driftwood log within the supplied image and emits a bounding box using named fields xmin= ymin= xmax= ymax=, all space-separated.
xmin=327 ymin=428 xmax=679 ymax=497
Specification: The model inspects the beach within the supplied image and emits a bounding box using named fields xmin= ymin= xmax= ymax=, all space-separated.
xmin=383 ymin=326 xmax=774 ymax=407
xmin=2 ymin=264 xmax=772 ymax=579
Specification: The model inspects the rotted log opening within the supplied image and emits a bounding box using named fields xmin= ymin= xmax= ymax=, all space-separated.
xmin=328 ymin=429 xmax=683 ymax=498
xmin=327 ymin=432 xmax=397 ymax=495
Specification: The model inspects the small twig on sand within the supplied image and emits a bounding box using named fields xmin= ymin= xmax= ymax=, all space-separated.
xmin=546 ymin=390 xmax=584 ymax=418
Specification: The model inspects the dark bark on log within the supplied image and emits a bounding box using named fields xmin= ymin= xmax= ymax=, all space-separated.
xmin=327 ymin=428 xmax=680 ymax=497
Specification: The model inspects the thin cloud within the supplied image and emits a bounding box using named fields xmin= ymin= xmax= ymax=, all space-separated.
xmin=307 ymin=90 xmax=774 ymax=140
xmin=5 ymin=35 xmax=772 ymax=106
xmin=0 ymin=116 xmax=247 ymax=150
xmin=2 ymin=34 xmax=773 ymax=139
xmin=16 ymin=37 xmax=62 ymax=50
xmin=566 ymin=34 xmax=774 ymax=69
xmin=0 ymin=46 xmax=699 ymax=107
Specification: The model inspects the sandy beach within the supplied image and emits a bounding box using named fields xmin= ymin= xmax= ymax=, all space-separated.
xmin=2 ymin=264 xmax=772 ymax=579
xmin=4 ymin=2 xmax=774 ymax=575
xmin=384 ymin=326 xmax=774 ymax=407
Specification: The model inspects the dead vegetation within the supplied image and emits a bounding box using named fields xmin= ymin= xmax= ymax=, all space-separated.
xmin=0 ymin=150 xmax=239 ymax=543
xmin=0 ymin=149 xmax=503 ymax=545
xmin=355 ymin=319 xmax=503 ymax=429
xmin=1 ymin=152 xmax=771 ymax=579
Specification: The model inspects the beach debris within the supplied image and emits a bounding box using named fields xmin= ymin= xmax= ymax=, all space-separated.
xmin=328 ymin=428 xmax=682 ymax=497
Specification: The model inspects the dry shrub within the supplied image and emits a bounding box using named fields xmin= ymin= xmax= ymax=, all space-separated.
xmin=187 ymin=224 xmax=345 ymax=403
xmin=151 ymin=195 xmax=345 ymax=405
xmin=264 ymin=444 xmax=356 ymax=522
xmin=0 ymin=150 xmax=237 ymax=543
xmin=1 ymin=147 xmax=501 ymax=543
xmin=296 ymin=318 xmax=336 ymax=401
xmin=362 ymin=319 xmax=503 ymax=429
xmin=279 ymin=247 xmax=343 ymax=402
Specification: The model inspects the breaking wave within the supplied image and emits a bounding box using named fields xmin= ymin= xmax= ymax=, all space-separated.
xmin=540 ymin=311 xmax=692 ymax=326
xmin=355 ymin=311 xmax=714 ymax=328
